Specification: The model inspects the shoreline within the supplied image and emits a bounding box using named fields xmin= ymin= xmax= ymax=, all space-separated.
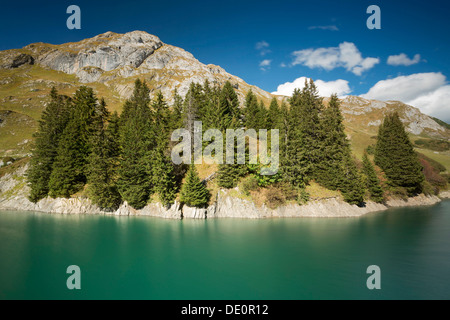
xmin=1 ymin=165 xmax=449 ymax=219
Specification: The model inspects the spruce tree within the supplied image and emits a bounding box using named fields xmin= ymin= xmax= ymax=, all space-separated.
xmin=183 ymin=82 xmax=203 ymax=155
xmin=216 ymin=82 xmax=247 ymax=188
xmin=243 ymin=90 xmax=264 ymax=130
xmin=374 ymin=112 xmax=424 ymax=195
xmin=340 ymin=154 xmax=365 ymax=205
xmin=148 ymin=92 xmax=178 ymax=206
xmin=218 ymin=81 xmax=241 ymax=130
xmin=362 ymin=153 xmax=384 ymax=203
xmin=180 ymin=165 xmax=210 ymax=208
xmin=267 ymin=97 xmax=281 ymax=130
xmin=171 ymin=88 xmax=184 ymax=130
xmin=86 ymin=99 xmax=122 ymax=210
xmin=27 ymin=87 xmax=71 ymax=202
xmin=282 ymin=80 xmax=322 ymax=187
xmin=315 ymin=94 xmax=350 ymax=190
xmin=117 ymin=79 xmax=154 ymax=209
xmin=48 ymin=86 xmax=98 ymax=198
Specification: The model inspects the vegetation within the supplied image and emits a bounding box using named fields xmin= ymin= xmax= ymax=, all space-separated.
xmin=25 ymin=79 xmax=443 ymax=211
xmin=180 ymin=165 xmax=210 ymax=207
xmin=374 ymin=112 xmax=425 ymax=196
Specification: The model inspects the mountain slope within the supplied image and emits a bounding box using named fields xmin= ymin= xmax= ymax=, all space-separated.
xmin=0 ymin=30 xmax=449 ymax=171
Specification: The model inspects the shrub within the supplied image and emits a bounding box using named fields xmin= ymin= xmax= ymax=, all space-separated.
xmin=240 ymin=175 xmax=259 ymax=196
xmin=297 ymin=188 xmax=310 ymax=205
xmin=263 ymin=186 xmax=286 ymax=209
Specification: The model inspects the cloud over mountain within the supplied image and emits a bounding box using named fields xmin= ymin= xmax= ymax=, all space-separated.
xmin=272 ymin=77 xmax=351 ymax=98
xmin=291 ymin=42 xmax=379 ymax=75
xmin=361 ymin=72 xmax=450 ymax=121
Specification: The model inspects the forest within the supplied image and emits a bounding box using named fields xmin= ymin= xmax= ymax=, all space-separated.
xmin=26 ymin=78 xmax=436 ymax=210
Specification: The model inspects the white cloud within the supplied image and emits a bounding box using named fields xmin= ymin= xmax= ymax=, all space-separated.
xmin=387 ymin=53 xmax=421 ymax=66
xmin=259 ymin=59 xmax=272 ymax=71
xmin=255 ymin=41 xmax=271 ymax=56
xmin=291 ymin=42 xmax=379 ymax=75
xmin=272 ymin=77 xmax=351 ymax=98
xmin=361 ymin=72 xmax=450 ymax=121
xmin=308 ymin=25 xmax=339 ymax=31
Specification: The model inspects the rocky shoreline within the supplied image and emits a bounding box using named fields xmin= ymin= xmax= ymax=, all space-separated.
xmin=0 ymin=164 xmax=448 ymax=219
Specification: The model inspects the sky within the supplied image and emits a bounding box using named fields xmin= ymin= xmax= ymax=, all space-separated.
xmin=1 ymin=0 xmax=449 ymax=122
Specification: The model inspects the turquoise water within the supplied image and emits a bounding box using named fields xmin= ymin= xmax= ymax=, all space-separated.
xmin=1 ymin=201 xmax=449 ymax=299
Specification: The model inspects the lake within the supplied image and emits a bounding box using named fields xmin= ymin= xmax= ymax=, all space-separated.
xmin=1 ymin=200 xmax=449 ymax=299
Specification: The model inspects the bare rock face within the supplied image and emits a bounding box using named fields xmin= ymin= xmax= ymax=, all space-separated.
xmin=0 ymin=53 xmax=34 ymax=69
xmin=27 ymin=31 xmax=163 ymax=83
xmin=18 ymin=30 xmax=273 ymax=106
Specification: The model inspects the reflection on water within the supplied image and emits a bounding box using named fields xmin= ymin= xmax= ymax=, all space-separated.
xmin=0 ymin=200 xmax=449 ymax=299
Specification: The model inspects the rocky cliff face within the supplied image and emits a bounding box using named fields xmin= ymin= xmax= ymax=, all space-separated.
xmin=16 ymin=31 xmax=272 ymax=104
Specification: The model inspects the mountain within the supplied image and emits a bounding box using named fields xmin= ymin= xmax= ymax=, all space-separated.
xmin=0 ymin=30 xmax=449 ymax=170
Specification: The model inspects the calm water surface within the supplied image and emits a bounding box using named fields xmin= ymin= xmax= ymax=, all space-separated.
xmin=1 ymin=200 xmax=449 ymax=299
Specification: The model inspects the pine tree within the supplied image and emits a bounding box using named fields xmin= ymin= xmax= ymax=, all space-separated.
xmin=27 ymin=87 xmax=71 ymax=202
xmin=48 ymin=86 xmax=98 ymax=198
xmin=117 ymin=79 xmax=154 ymax=209
xmin=180 ymin=165 xmax=210 ymax=208
xmin=362 ymin=153 xmax=384 ymax=203
xmin=374 ymin=112 xmax=424 ymax=195
xmin=86 ymin=99 xmax=122 ymax=210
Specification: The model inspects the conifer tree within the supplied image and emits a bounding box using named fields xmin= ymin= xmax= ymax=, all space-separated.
xmin=117 ymin=80 xmax=154 ymax=209
xmin=340 ymin=154 xmax=365 ymax=205
xmin=201 ymin=84 xmax=222 ymax=130
xmin=258 ymin=100 xmax=268 ymax=130
xmin=218 ymin=81 xmax=241 ymax=130
xmin=180 ymin=165 xmax=210 ymax=208
xmin=183 ymin=82 xmax=204 ymax=155
xmin=282 ymin=80 xmax=322 ymax=187
xmin=243 ymin=90 xmax=260 ymax=130
xmin=216 ymin=82 xmax=247 ymax=188
xmin=278 ymin=100 xmax=289 ymax=160
xmin=148 ymin=92 xmax=178 ymax=206
xmin=171 ymin=88 xmax=184 ymax=130
xmin=374 ymin=112 xmax=424 ymax=195
xmin=86 ymin=99 xmax=122 ymax=210
xmin=315 ymin=94 xmax=350 ymax=189
xmin=362 ymin=153 xmax=384 ymax=203
xmin=48 ymin=86 xmax=98 ymax=198
xmin=151 ymin=91 xmax=171 ymax=140
xmin=267 ymin=97 xmax=281 ymax=130
xmin=27 ymin=87 xmax=71 ymax=202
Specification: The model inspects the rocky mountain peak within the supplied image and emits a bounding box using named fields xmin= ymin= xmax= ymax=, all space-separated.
xmin=11 ymin=30 xmax=272 ymax=104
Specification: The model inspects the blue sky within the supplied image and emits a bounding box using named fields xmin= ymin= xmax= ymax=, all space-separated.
xmin=1 ymin=0 xmax=449 ymax=121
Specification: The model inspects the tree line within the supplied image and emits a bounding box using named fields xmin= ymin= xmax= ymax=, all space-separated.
xmin=27 ymin=79 xmax=426 ymax=210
